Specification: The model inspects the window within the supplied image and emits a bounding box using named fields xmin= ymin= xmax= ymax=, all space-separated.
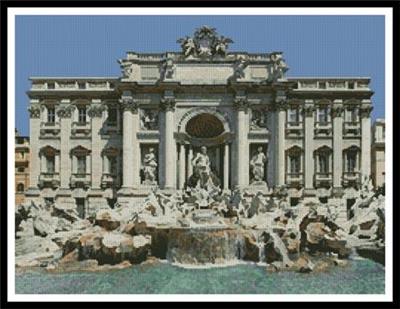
xmin=107 ymin=107 xmax=117 ymax=125
xmin=317 ymin=106 xmax=330 ymax=123
xmin=109 ymin=156 xmax=117 ymax=175
xmin=17 ymin=183 xmax=24 ymax=192
xmin=346 ymin=150 xmax=357 ymax=172
xmin=77 ymin=156 xmax=86 ymax=174
xmin=319 ymin=152 xmax=330 ymax=174
xmin=46 ymin=156 xmax=55 ymax=173
xmin=47 ymin=82 xmax=55 ymax=89
xmin=78 ymin=106 xmax=87 ymax=123
xmin=78 ymin=82 xmax=86 ymax=89
xmin=47 ymin=106 xmax=55 ymax=123
xmin=287 ymin=108 xmax=300 ymax=123
xmin=76 ymin=198 xmax=85 ymax=219
xmin=346 ymin=108 xmax=358 ymax=122
xmin=348 ymin=82 xmax=355 ymax=89
xmin=289 ymin=155 xmax=301 ymax=174
xmin=318 ymin=82 xmax=326 ymax=89
xmin=17 ymin=167 xmax=25 ymax=173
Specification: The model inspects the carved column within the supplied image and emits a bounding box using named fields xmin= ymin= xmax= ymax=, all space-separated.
xmin=303 ymin=100 xmax=315 ymax=195
xmin=161 ymin=91 xmax=177 ymax=190
xmin=88 ymin=100 xmax=105 ymax=189
xmin=187 ymin=146 xmax=193 ymax=179
xmin=178 ymin=143 xmax=186 ymax=189
xmin=233 ymin=93 xmax=249 ymax=189
xmin=360 ymin=101 xmax=373 ymax=180
xmin=120 ymin=95 xmax=140 ymax=190
xmin=27 ymin=103 xmax=41 ymax=193
xmin=332 ymin=100 xmax=344 ymax=195
xmin=275 ymin=96 xmax=286 ymax=187
xmin=57 ymin=100 xmax=74 ymax=189
xmin=223 ymin=143 xmax=230 ymax=190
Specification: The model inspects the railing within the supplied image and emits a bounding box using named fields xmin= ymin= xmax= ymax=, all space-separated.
xmin=40 ymin=122 xmax=61 ymax=137
xmin=285 ymin=172 xmax=304 ymax=187
xmin=71 ymin=121 xmax=91 ymax=137
xmin=314 ymin=121 xmax=332 ymax=136
xmin=314 ymin=172 xmax=333 ymax=187
xmin=342 ymin=171 xmax=361 ymax=187
xmin=343 ymin=121 xmax=361 ymax=136
xmin=70 ymin=173 xmax=91 ymax=188
xmin=285 ymin=121 xmax=303 ymax=136
xmin=38 ymin=173 xmax=60 ymax=188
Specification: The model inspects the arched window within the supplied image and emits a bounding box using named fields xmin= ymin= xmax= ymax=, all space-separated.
xmin=286 ymin=146 xmax=303 ymax=175
xmin=17 ymin=183 xmax=24 ymax=192
xmin=314 ymin=146 xmax=332 ymax=175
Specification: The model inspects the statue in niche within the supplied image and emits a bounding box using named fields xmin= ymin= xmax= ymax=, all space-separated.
xmin=140 ymin=110 xmax=158 ymax=130
xmin=250 ymin=110 xmax=267 ymax=130
xmin=187 ymin=146 xmax=220 ymax=193
xmin=250 ymin=146 xmax=267 ymax=185
xmin=142 ymin=147 xmax=158 ymax=185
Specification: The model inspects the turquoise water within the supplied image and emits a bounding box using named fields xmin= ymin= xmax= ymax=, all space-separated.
xmin=15 ymin=259 xmax=385 ymax=294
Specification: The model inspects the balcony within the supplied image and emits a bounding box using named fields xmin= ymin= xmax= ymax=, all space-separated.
xmin=314 ymin=172 xmax=333 ymax=188
xmin=70 ymin=173 xmax=91 ymax=189
xmin=342 ymin=171 xmax=361 ymax=187
xmin=38 ymin=173 xmax=60 ymax=189
xmin=285 ymin=173 xmax=304 ymax=188
xmin=343 ymin=121 xmax=361 ymax=137
xmin=101 ymin=173 xmax=119 ymax=188
xmin=314 ymin=122 xmax=332 ymax=137
xmin=71 ymin=121 xmax=91 ymax=138
xmin=285 ymin=122 xmax=303 ymax=137
xmin=40 ymin=122 xmax=60 ymax=138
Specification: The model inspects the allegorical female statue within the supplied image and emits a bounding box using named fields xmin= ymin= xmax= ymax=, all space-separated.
xmin=142 ymin=147 xmax=158 ymax=185
xmin=250 ymin=146 xmax=267 ymax=184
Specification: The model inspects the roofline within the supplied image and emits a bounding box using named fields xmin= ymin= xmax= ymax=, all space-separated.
xmin=29 ymin=77 xmax=119 ymax=80
xmin=287 ymin=77 xmax=371 ymax=80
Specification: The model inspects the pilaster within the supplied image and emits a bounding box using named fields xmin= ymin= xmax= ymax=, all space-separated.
xmin=360 ymin=100 xmax=373 ymax=180
xmin=332 ymin=100 xmax=344 ymax=196
xmin=303 ymin=100 xmax=315 ymax=195
xmin=274 ymin=93 xmax=286 ymax=188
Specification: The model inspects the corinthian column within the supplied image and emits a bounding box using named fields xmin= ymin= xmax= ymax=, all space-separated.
xmin=275 ymin=96 xmax=286 ymax=187
xmin=161 ymin=91 xmax=177 ymax=190
xmin=233 ymin=93 xmax=249 ymax=189
xmin=27 ymin=102 xmax=41 ymax=193
xmin=88 ymin=100 xmax=105 ymax=189
xmin=303 ymin=100 xmax=315 ymax=195
xmin=360 ymin=101 xmax=373 ymax=180
xmin=120 ymin=95 xmax=140 ymax=190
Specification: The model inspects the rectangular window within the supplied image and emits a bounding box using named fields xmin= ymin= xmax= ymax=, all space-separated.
xmin=47 ymin=107 xmax=55 ymax=123
xmin=317 ymin=107 xmax=330 ymax=123
xmin=46 ymin=156 xmax=55 ymax=173
xmin=289 ymin=155 xmax=301 ymax=174
xmin=346 ymin=152 xmax=357 ymax=172
xmin=17 ymin=167 xmax=25 ymax=173
xmin=47 ymin=82 xmax=55 ymax=89
xmin=109 ymin=156 xmax=117 ymax=174
xmin=78 ymin=82 xmax=86 ymax=89
xmin=319 ymin=153 xmax=329 ymax=174
xmin=288 ymin=109 xmax=299 ymax=123
xmin=107 ymin=107 xmax=117 ymax=125
xmin=78 ymin=106 xmax=87 ymax=123
xmin=77 ymin=156 xmax=86 ymax=174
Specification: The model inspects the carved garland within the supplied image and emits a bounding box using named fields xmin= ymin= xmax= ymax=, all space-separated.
xmin=233 ymin=95 xmax=249 ymax=111
xmin=87 ymin=104 xmax=106 ymax=118
xmin=360 ymin=105 xmax=373 ymax=118
xmin=331 ymin=106 xmax=344 ymax=118
xmin=160 ymin=96 xmax=176 ymax=111
xmin=56 ymin=105 xmax=75 ymax=118
xmin=119 ymin=97 xmax=139 ymax=113
xmin=28 ymin=105 xmax=41 ymax=118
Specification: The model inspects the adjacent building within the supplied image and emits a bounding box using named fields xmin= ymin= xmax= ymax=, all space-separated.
xmin=371 ymin=119 xmax=385 ymax=188
xmin=25 ymin=26 xmax=374 ymax=217
xmin=15 ymin=129 xmax=30 ymax=205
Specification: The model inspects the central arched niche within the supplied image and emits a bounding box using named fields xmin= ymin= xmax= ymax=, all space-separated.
xmin=186 ymin=113 xmax=225 ymax=138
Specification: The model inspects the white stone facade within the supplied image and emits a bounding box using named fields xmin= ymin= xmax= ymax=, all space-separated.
xmin=25 ymin=27 xmax=374 ymax=217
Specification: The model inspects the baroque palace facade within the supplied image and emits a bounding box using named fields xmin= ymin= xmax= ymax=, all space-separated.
xmin=25 ymin=27 xmax=373 ymax=217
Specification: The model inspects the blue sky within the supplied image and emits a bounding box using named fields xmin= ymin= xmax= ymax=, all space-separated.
xmin=15 ymin=15 xmax=385 ymax=135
